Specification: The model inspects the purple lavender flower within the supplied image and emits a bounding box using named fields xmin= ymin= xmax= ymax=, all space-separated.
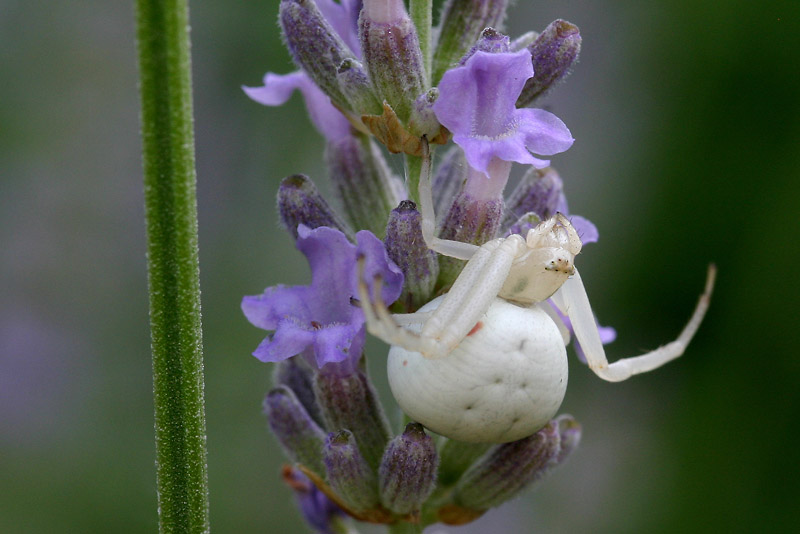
xmin=432 ymin=48 xmax=574 ymax=178
xmin=242 ymin=225 xmax=403 ymax=371
xmin=243 ymin=71 xmax=351 ymax=141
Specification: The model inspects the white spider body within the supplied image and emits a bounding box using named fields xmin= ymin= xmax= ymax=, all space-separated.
xmin=357 ymin=141 xmax=715 ymax=443
xmin=388 ymin=296 xmax=567 ymax=443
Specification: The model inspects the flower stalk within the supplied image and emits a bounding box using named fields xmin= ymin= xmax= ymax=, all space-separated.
xmin=135 ymin=0 xmax=210 ymax=531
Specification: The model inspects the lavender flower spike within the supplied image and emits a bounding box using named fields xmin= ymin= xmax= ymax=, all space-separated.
xmin=433 ymin=48 xmax=574 ymax=178
xmin=242 ymin=225 xmax=403 ymax=371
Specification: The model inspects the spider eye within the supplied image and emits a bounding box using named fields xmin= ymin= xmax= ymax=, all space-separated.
xmin=545 ymin=256 xmax=574 ymax=274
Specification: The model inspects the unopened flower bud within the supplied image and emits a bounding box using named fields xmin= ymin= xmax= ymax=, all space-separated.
xmin=359 ymin=0 xmax=427 ymax=124
xmin=384 ymin=201 xmax=439 ymax=312
xmin=273 ymin=355 xmax=324 ymax=427
xmin=278 ymin=174 xmax=352 ymax=240
xmin=517 ymin=20 xmax=582 ymax=107
xmin=264 ymin=386 xmax=327 ymax=477
xmin=337 ymin=58 xmax=383 ymax=116
xmin=378 ymin=423 xmax=438 ymax=515
xmin=432 ymin=0 xmax=510 ymax=83
xmin=503 ymin=166 xmax=565 ymax=227
xmin=313 ymin=370 xmax=393 ymax=471
xmin=453 ymin=420 xmax=561 ymax=511
xmin=280 ymin=0 xmax=356 ymax=109
xmin=323 ymin=430 xmax=380 ymax=512
xmin=325 ymin=134 xmax=404 ymax=237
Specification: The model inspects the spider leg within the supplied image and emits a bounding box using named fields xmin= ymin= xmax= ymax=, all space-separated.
xmin=393 ymin=311 xmax=433 ymax=327
xmin=357 ymin=236 xmax=527 ymax=359
xmin=420 ymin=236 xmax=526 ymax=351
xmin=417 ymin=138 xmax=480 ymax=260
xmin=552 ymin=265 xmax=716 ymax=382
xmin=357 ymin=257 xmax=445 ymax=358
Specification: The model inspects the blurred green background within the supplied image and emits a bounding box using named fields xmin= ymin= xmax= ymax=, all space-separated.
xmin=1 ymin=0 xmax=799 ymax=532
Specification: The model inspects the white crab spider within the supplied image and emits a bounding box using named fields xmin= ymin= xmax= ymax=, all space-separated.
xmin=358 ymin=143 xmax=716 ymax=443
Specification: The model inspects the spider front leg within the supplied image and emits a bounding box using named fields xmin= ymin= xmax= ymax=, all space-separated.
xmin=551 ymin=265 xmax=716 ymax=382
xmin=357 ymin=235 xmax=527 ymax=359
xmin=417 ymin=137 xmax=480 ymax=261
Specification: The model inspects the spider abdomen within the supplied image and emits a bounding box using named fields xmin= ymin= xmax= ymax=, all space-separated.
xmin=387 ymin=296 xmax=568 ymax=443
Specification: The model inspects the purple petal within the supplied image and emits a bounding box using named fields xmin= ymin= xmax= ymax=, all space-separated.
xmin=517 ymin=108 xmax=574 ymax=156
xmin=312 ymin=322 xmax=365 ymax=367
xmin=433 ymin=49 xmax=573 ymax=177
xmin=469 ymin=50 xmax=533 ymax=134
xmin=241 ymin=285 xmax=311 ymax=331
xmin=243 ymin=71 xmax=351 ymax=141
xmin=298 ymin=225 xmax=359 ymax=321
xmin=453 ymin=135 xmax=528 ymax=177
xmin=598 ymin=325 xmax=617 ymax=344
xmin=355 ymin=230 xmax=404 ymax=305
xmin=435 ymin=50 xmax=532 ymax=137
xmin=244 ymin=224 xmax=403 ymax=372
xmin=252 ymin=318 xmax=316 ymax=363
xmin=243 ymin=71 xmax=308 ymax=106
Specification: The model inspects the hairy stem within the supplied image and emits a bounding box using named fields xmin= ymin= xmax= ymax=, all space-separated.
xmin=136 ymin=0 xmax=210 ymax=531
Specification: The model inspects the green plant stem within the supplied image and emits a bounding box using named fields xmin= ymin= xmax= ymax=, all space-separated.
xmin=409 ymin=0 xmax=432 ymax=81
xmin=405 ymin=154 xmax=423 ymax=205
xmin=136 ymin=0 xmax=210 ymax=532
